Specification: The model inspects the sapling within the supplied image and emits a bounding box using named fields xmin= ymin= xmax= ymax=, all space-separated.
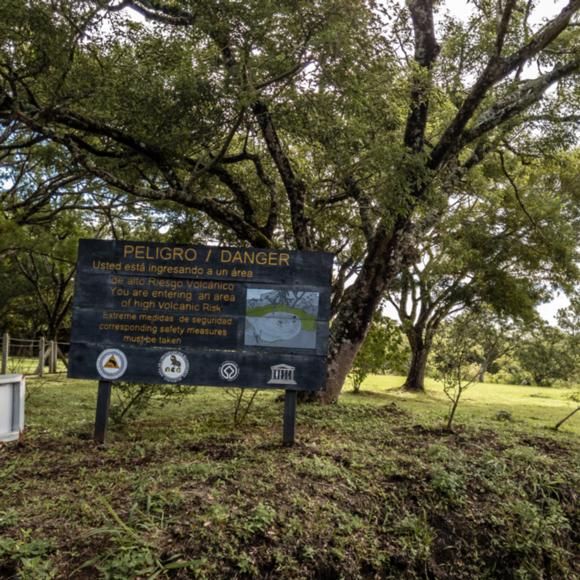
xmin=432 ymin=313 xmax=482 ymax=431
xmin=225 ymin=388 xmax=260 ymax=427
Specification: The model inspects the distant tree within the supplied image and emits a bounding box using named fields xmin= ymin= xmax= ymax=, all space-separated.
xmin=0 ymin=214 xmax=80 ymax=339
xmin=470 ymin=309 xmax=521 ymax=383
xmin=517 ymin=323 xmax=576 ymax=386
xmin=557 ymin=293 xmax=580 ymax=345
xmin=557 ymin=291 xmax=580 ymax=382
xmin=389 ymin=153 xmax=578 ymax=392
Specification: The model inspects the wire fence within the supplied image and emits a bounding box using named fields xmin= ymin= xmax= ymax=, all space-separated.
xmin=0 ymin=333 xmax=69 ymax=376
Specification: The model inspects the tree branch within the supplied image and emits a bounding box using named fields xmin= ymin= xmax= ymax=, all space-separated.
xmin=403 ymin=0 xmax=440 ymax=153
xmin=252 ymin=101 xmax=311 ymax=249
xmin=115 ymin=0 xmax=196 ymax=26
xmin=495 ymin=0 xmax=517 ymax=56
xmin=463 ymin=58 xmax=580 ymax=145
xmin=429 ymin=0 xmax=580 ymax=169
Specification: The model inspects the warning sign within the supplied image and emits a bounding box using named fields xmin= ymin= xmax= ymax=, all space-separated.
xmin=69 ymin=239 xmax=333 ymax=391
xmin=96 ymin=349 xmax=128 ymax=380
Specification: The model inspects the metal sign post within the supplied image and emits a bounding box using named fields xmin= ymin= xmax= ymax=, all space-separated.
xmin=94 ymin=380 xmax=112 ymax=444
xmin=283 ymin=390 xmax=297 ymax=445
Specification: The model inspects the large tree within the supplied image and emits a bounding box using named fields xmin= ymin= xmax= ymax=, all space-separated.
xmin=1 ymin=0 xmax=578 ymax=401
xmin=517 ymin=322 xmax=576 ymax=386
xmin=389 ymin=152 xmax=580 ymax=392
xmin=557 ymin=288 xmax=580 ymax=382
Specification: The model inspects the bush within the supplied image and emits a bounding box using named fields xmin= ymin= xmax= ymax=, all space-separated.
xmin=109 ymin=382 xmax=193 ymax=425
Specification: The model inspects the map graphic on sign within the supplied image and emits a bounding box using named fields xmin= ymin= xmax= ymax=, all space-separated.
xmin=244 ymin=289 xmax=319 ymax=349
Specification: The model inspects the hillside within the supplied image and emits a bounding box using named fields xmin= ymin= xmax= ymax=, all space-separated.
xmin=0 ymin=375 xmax=578 ymax=578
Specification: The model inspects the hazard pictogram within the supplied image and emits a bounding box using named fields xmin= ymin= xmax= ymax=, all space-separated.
xmin=96 ymin=349 xmax=127 ymax=380
xmin=103 ymin=356 xmax=120 ymax=369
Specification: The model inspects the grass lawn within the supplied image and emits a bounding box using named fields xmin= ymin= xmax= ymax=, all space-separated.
xmin=246 ymin=305 xmax=317 ymax=331
xmin=0 ymin=374 xmax=578 ymax=578
xmin=3 ymin=357 xmax=68 ymax=376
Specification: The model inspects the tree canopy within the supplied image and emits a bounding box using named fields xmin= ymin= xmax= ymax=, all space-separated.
xmin=389 ymin=150 xmax=580 ymax=391
xmin=1 ymin=0 xmax=579 ymax=400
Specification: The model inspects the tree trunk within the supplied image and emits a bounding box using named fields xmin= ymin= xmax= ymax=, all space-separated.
xmin=403 ymin=335 xmax=430 ymax=392
xmin=321 ymin=336 xmax=363 ymax=404
xmin=446 ymin=393 xmax=461 ymax=431
xmin=319 ymin=220 xmax=411 ymax=404
xmin=477 ymin=360 xmax=488 ymax=383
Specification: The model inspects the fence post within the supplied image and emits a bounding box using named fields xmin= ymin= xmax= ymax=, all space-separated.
xmin=52 ymin=340 xmax=58 ymax=373
xmin=47 ymin=340 xmax=54 ymax=373
xmin=38 ymin=337 xmax=45 ymax=377
xmin=56 ymin=344 xmax=68 ymax=369
xmin=1 ymin=332 xmax=9 ymax=375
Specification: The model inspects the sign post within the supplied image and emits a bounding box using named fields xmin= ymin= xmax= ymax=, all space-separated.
xmin=94 ymin=380 xmax=112 ymax=444
xmin=283 ymin=390 xmax=298 ymax=445
xmin=68 ymin=240 xmax=333 ymax=445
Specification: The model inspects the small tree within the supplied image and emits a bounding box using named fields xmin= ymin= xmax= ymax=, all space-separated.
xmin=224 ymin=388 xmax=260 ymax=427
xmin=350 ymin=314 xmax=407 ymax=393
xmin=432 ymin=313 xmax=482 ymax=431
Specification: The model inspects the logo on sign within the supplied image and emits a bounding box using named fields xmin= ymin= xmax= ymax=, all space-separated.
xmin=96 ymin=349 xmax=128 ymax=380
xmin=159 ymin=351 xmax=189 ymax=382
xmin=268 ymin=364 xmax=297 ymax=385
xmin=219 ymin=361 xmax=240 ymax=381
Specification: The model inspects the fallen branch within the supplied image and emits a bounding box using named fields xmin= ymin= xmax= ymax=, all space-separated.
xmin=553 ymin=406 xmax=580 ymax=431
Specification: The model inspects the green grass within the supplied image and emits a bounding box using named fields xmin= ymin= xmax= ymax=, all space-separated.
xmin=0 ymin=374 xmax=578 ymax=578
xmin=2 ymin=356 xmax=67 ymax=376
xmin=359 ymin=374 xmax=580 ymax=435
xmin=246 ymin=304 xmax=317 ymax=331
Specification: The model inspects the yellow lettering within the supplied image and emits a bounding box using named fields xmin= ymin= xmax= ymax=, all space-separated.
xmin=256 ymin=252 xmax=267 ymax=265
xmin=279 ymin=253 xmax=290 ymax=266
xmin=184 ymin=248 xmax=197 ymax=261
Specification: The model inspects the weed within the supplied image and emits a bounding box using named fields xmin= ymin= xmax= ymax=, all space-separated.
xmin=0 ymin=531 xmax=56 ymax=579
xmin=393 ymin=512 xmax=434 ymax=561
xmin=429 ymin=464 xmax=466 ymax=503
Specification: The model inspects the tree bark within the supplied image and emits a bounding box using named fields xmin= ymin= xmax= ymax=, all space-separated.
xmin=403 ymin=333 xmax=431 ymax=392
xmin=477 ymin=359 xmax=488 ymax=383
xmin=320 ymin=221 xmax=410 ymax=404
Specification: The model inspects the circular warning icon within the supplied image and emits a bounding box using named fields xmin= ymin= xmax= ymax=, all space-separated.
xmin=219 ymin=361 xmax=240 ymax=382
xmin=96 ymin=349 xmax=128 ymax=380
xmin=159 ymin=351 xmax=189 ymax=383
